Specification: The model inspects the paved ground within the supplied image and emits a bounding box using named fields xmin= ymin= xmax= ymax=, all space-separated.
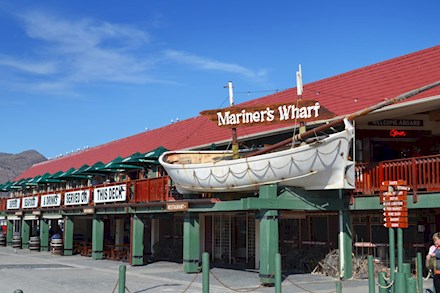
xmin=0 ymin=246 xmax=434 ymax=292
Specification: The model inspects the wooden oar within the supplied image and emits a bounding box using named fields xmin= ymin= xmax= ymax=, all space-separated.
xmin=247 ymin=80 xmax=440 ymax=157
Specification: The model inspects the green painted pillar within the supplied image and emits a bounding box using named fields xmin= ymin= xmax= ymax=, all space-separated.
xmin=6 ymin=220 xmax=13 ymax=246
xmin=259 ymin=184 xmax=279 ymax=285
xmin=39 ymin=218 xmax=49 ymax=251
xmin=92 ymin=216 xmax=104 ymax=260
xmin=64 ymin=216 xmax=74 ymax=256
xmin=131 ymin=214 xmax=144 ymax=266
xmin=339 ymin=209 xmax=353 ymax=279
xmin=183 ymin=212 xmax=200 ymax=273
xmin=21 ymin=220 xmax=30 ymax=249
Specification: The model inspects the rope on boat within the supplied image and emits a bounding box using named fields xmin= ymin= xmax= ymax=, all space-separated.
xmin=191 ymin=141 xmax=343 ymax=184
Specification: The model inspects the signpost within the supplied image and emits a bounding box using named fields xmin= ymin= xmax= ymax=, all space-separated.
xmin=381 ymin=180 xmax=410 ymax=291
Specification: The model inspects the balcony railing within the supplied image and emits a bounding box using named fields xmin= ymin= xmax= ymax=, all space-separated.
xmin=355 ymin=154 xmax=440 ymax=195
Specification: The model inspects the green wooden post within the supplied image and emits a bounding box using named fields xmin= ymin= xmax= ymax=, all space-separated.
xmin=275 ymin=253 xmax=282 ymax=293
xmin=259 ymin=184 xmax=279 ymax=285
xmin=339 ymin=208 xmax=353 ymax=279
xmin=183 ymin=212 xmax=200 ymax=273
xmin=6 ymin=220 xmax=13 ymax=246
xmin=63 ymin=216 xmax=74 ymax=256
xmin=406 ymin=277 xmax=416 ymax=293
xmin=397 ymin=228 xmax=403 ymax=272
xmin=335 ymin=281 xmax=342 ymax=293
xmin=39 ymin=218 xmax=49 ymax=251
xmin=21 ymin=220 xmax=30 ymax=249
xmin=402 ymin=263 xmax=411 ymax=278
xmin=416 ymin=252 xmax=423 ymax=293
xmin=389 ymin=228 xmax=395 ymax=287
xmin=394 ymin=271 xmax=407 ymax=293
xmin=378 ymin=272 xmax=388 ymax=293
xmin=92 ymin=216 xmax=104 ymax=260
xmin=202 ymin=252 xmax=209 ymax=293
xmin=118 ymin=265 xmax=126 ymax=293
xmin=131 ymin=214 xmax=144 ymax=266
xmin=368 ymin=255 xmax=375 ymax=293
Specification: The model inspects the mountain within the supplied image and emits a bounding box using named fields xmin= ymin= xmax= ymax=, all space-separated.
xmin=0 ymin=150 xmax=47 ymax=184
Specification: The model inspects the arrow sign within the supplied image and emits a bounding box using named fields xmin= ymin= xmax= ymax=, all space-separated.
xmin=382 ymin=191 xmax=406 ymax=197
xmin=381 ymin=195 xmax=407 ymax=202
xmin=383 ymin=201 xmax=408 ymax=207
xmin=384 ymin=217 xmax=408 ymax=223
xmin=383 ymin=206 xmax=408 ymax=212
xmin=383 ymin=212 xmax=408 ymax=217
xmin=382 ymin=180 xmax=407 ymax=186
xmin=384 ymin=222 xmax=408 ymax=228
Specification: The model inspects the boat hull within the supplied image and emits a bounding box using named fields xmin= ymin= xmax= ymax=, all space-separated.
xmin=159 ymin=120 xmax=355 ymax=194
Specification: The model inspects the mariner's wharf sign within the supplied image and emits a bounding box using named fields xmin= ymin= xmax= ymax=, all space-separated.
xmin=7 ymin=198 xmax=20 ymax=210
xmin=200 ymin=99 xmax=336 ymax=128
xmin=41 ymin=193 xmax=62 ymax=207
xmin=65 ymin=189 xmax=90 ymax=206
xmin=93 ymin=184 xmax=127 ymax=203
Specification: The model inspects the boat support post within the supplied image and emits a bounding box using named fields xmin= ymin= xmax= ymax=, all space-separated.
xmin=338 ymin=189 xmax=353 ymax=280
xmin=183 ymin=212 xmax=200 ymax=273
xmin=258 ymin=184 xmax=279 ymax=285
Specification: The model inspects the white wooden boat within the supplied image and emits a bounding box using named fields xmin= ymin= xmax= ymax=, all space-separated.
xmin=159 ymin=119 xmax=355 ymax=194
xmin=159 ymin=81 xmax=440 ymax=194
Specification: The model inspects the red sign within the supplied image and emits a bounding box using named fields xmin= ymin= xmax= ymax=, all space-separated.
xmin=384 ymin=222 xmax=408 ymax=228
xmin=384 ymin=217 xmax=408 ymax=223
xmin=382 ymin=195 xmax=407 ymax=202
xmin=383 ymin=206 xmax=408 ymax=212
xmin=382 ymin=180 xmax=407 ymax=186
xmin=390 ymin=129 xmax=406 ymax=137
xmin=383 ymin=212 xmax=408 ymax=217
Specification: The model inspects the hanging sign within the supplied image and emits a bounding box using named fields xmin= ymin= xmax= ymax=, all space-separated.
xmin=93 ymin=184 xmax=127 ymax=203
xmin=7 ymin=198 xmax=21 ymax=210
xmin=41 ymin=193 xmax=62 ymax=207
xmin=65 ymin=189 xmax=90 ymax=206
xmin=22 ymin=196 xmax=39 ymax=209
xmin=166 ymin=202 xmax=188 ymax=211
xmin=200 ymin=99 xmax=336 ymax=128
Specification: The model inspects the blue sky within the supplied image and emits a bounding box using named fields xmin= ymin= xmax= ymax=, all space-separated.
xmin=0 ymin=1 xmax=438 ymax=159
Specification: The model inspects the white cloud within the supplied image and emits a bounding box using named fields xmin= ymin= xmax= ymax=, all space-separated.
xmin=163 ymin=50 xmax=267 ymax=80
xmin=0 ymin=56 xmax=57 ymax=75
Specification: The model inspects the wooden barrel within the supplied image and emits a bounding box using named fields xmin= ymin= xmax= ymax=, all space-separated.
xmin=0 ymin=234 xmax=6 ymax=246
xmin=50 ymin=238 xmax=63 ymax=255
xmin=12 ymin=235 xmax=22 ymax=249
xmin=29 ymin=236 xmax=40 ymax=251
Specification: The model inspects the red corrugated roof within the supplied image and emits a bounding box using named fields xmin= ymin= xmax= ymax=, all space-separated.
xmin=16 ymin=45 xmax=440 ymax=180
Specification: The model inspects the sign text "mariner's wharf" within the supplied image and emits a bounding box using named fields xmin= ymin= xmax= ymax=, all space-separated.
xmin=200 ymin=100 xmax=336 ymax=128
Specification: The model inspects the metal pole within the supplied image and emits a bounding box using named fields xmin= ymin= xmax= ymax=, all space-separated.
xmin=368 ymin=255 xmax=375 ymax=293
xmin=389 ymin=228 xmax=395 ymax=290
xmin=335 ymin=281 xmax=342 ymax=293
xmin=416 ymin=252 xmax=423 ymax=293
xmin=118 ymin=265 xmax=126 ymax=293
xmin=275 ymin=253 xmax=282 ymax=293
xmin=202 ymin=252 xmax=210 ymax=293
xmin=407 ymin=277 xmax=417 ymax=293
xmin=403 ymin=263 xmax=411 ymax=278
xmin=397 ymin=228 xmax=403 ymax=272
xmin=378 ymin=272 xmax=388 ymax=293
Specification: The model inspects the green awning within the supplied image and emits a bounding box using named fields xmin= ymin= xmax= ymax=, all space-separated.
xmin=35 ymin=172 xmax=64 ymax=184
xmin=78 ymin=161 xmax=116 ymax=175
xmin=57 ymin=165 xmax=90 ymax=179
xmin=103 ymin=156 xmax=143 ymax=171
xmin=122 ymin=146 xmax=168 ymax=165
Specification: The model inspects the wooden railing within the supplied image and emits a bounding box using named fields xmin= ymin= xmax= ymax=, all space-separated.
xmin=132 ymin=177 xmax=172 ymax=202
xmin=355 ymin=154 xmax=440 ymax=195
